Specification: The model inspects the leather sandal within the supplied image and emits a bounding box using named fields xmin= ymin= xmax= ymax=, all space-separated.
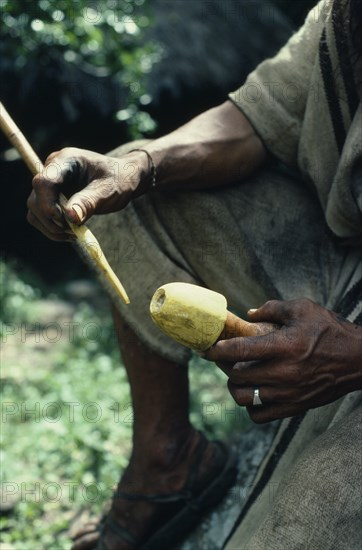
xmin=72 ymin=433 xmax=238 ymax=550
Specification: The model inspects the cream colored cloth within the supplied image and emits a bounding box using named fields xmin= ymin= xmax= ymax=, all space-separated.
xmin=229 ymin=0 xmax=362 ymax=242
xmin=224 ymin=392 xmax=362 ymax=550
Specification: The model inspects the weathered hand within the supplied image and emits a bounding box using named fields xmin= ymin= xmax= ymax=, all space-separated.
xmin=27 ymin=147 xmax=150 ymax=241
xmin=203 ymin=299 xmax=362 ymax=423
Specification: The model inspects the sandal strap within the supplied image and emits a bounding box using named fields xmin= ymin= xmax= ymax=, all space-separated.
xmin=100 ymin=516 xmax=140 ymax=547
xmin=95 ymin=434 xmax=228 ymax=549
xmin=114 ymin=488 xmax=194 ymax=504
xmin=113 ymin=432 xmax=210 ymax=506
xmin=183 ymin=431 xmax=209 ymax=492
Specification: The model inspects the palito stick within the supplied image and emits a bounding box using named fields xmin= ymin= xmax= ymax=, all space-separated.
xmin=0 ymin=102 xmax=130 ymax=305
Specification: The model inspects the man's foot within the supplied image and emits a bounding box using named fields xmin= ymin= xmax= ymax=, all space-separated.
xmin=71 ymin=429 xmax=236 ymax=549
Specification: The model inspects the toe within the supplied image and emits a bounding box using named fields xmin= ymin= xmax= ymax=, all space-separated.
xmin=71 ymin=520 xmax=100 ymax=550
xmin=71 ymin=530 xmax=99 ymax=550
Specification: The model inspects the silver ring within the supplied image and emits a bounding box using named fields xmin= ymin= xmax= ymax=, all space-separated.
xmin=253 ymin=388 xmax=263 ymax=406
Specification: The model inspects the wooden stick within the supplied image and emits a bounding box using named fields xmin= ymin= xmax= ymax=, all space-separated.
xmin=0 ymin=102 xmax=43 ymax=176
xmin=0 ymin=102 xmax=130 ymax=305
xmin=220 ymin=310 xmax=276 ymax=339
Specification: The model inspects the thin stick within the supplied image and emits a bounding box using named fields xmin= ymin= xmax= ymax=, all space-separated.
xmin=0 ymin=102 xmax=43 ymax=176
xmin=0 ymin=102 xmax=130 ymax=305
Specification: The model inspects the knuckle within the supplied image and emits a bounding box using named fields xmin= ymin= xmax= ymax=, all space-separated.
xmin=294 ymin=392 xmax=310 ymax=404
xmin=228 ymin=372 xmax=240 ymax=385
xmin=32 ymin=173 xmax=43 ymax=190
xmin=289 ymin=364 xmax=304 ymax=384
xmin=44 ymin=150 xmax=60 ymax=165
xmin=47 ymin=233 xmax=60 ymax=242
xmin=252 ymin=415 xmax=265 ymax=424
xmin=57 ymin=147 xmax=82 ymax=166
xmin=55 ymin=146 xmax=77 ymax=160
xmin=231 ymin=392 xmax=243 ymax=407
xmin=263 ymin=299 xmax=283 ymax=314
xmin=247 ymin=407 xmax=267 ymax=424
xmin=227 ymin=380 xmax=239 ymax=401
xmin=60 ymin=146 xmax=78 ymax=155
xmin=264 ymin=299 xmax=280 ymax=309
xmin=291 ymin=297 xmax=314 ymax=313
xmin=228 ymin=338 xmax=244 ymax=361
xmin=33 ymin=172 xmax=55 ymax=190
xmin=300 ymin=297 xmax=314 ymax=306
xmin=82 ymin=195 xmax=97 ymax=211
xmin=246 ymin=406 xmax=263 ymax=424
xmin=26 ymin=193 xmax=35 ymax=210
xmin=26 ymin=210 xmax=35 ymax=224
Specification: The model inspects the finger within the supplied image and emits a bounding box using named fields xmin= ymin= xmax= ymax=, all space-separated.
xmin=227 ymin=383 xmax=255 ymax=406
xmin=71 ymin=519 xmax=100 ymax=540
xmin=27 ymin=191 xmax=74 ymax=238
xmin=64 ymin=183 xmax=106 ymax=224
xmin=44 ymin=150 xmax=61 ymax=166
xmin=71 ymin=520 xmax=99 ymax=540
xmin=204 ymin=332 xmax=289 ymax=363
xmin=246 ymin=381 xmax=349 ymax=423
xmin=246 ymin=401 xmax=308 ymax=423
xmin=248 ymin=298 xmax=317 ymax=324
xmin=32 ymin=150 xmax=86 ymax=229
xmin=247 ymin=299 xmax=293 ymax=324
xmin=215 ymin=361 xmax=236 ymax=376
xmin=227 ymin=359 xmax=302 ymax=386
xmin=27 ymin=209 xmax=75 ymax=242
xmin=228 ymin=381 xmax=302 ymax=406
xmin=31 ymin=174 xmax=68 ymax=232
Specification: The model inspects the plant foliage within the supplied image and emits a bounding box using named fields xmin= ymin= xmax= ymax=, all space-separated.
xmin=0 ymin=0 xmax=159 ymax=138
xmin=0 ymin=260 xmax=249 ymax=547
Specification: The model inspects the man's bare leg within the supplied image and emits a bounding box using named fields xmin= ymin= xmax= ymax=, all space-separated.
xmin=72 ymin=307 xmax=221 ymax=550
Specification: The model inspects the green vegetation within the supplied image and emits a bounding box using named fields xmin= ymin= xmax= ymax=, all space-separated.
xmin=0 ymin=0 xmax=159 ymax=138
xmin=0 ymin=260 xmax=250 ymax=548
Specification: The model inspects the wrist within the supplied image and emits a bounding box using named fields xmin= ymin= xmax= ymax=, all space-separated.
xmin=351 ymin=323 xmax=362 ymax=384
xmin=338 ymin=321 xmax=362 ymax=391
xmin=125 ymin=149 xmax=157 ymax=198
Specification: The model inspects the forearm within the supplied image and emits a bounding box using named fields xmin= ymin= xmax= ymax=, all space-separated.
xmin=141 ymin=100 xmax=267 ymax=191
xmin=26 ymin=100 xmax=268 ymax=234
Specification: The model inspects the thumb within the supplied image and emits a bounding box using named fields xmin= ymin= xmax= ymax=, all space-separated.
xmin=247 ymin=300 xmax=290 ymax=325
xmin=63 ymin=189 xmax=98 ymax=225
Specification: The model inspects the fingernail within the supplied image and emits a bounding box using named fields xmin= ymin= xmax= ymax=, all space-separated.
xmin=72 ymin=204 xmax=85 ymax=223
xmin=248 ymin=308 xmax=257 ymax=314
xmin=54 ymin=219 xmax=65 ymax=228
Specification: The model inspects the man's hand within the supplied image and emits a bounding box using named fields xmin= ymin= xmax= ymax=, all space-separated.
xmin=27 ymin=147 xmax=150 ymax=241
xmin=26 ymin=102 xmax=268 ymax=241
xmin=203 ymin=299 xmax=362 ymax=423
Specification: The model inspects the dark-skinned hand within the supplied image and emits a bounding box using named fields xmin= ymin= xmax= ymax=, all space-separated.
xmin=27 ymin=147 xmax=150 ymax=241
xmin=203 ymin=298 xmax=362 ymax=423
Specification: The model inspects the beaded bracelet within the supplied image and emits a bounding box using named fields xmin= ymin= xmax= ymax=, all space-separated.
xmin=128 ymin=148 xmax=157 ymax=189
